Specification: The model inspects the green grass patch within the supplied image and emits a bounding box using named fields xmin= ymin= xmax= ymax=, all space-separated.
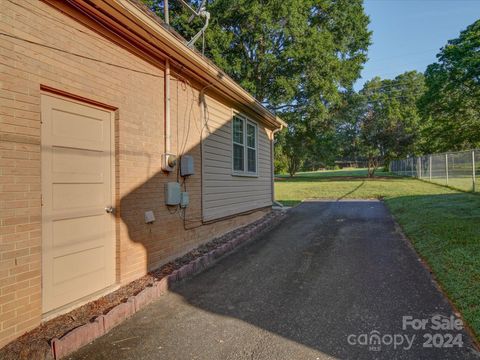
xmin=275 ymin=169 xmax=480 ymax=340
xmin=276 ymin=167 xmax=396 ymax=180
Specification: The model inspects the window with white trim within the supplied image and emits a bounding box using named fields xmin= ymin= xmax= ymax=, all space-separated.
xmin=232 ymin=114 xmax=257 ymax=175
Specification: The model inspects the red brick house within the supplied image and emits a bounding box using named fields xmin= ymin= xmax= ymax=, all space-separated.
xmin=0 ymin=0 xmax=285 ymax=347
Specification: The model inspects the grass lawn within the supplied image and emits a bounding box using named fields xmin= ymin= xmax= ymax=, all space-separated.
xmin=275 ymin=168 xmax=480 ymax=340
xmin=430 ymin=176 xmax=478 ymax=193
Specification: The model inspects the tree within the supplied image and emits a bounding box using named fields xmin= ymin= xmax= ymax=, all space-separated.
xmin=420 ymin=19 xmax=480 ymax=153
xmin=332 ymin=90 xmax=365 ymax=163
xmin=359 ymin=72 xmax=425 ymax=174
xmin=331 ymin=72 xmax=425 ymax=176
xmin=143 ymin=0 xmax=371 ymax=176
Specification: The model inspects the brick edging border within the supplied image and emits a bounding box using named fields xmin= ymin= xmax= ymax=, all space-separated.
xmin=50 ymin=209 xmax=288 ymax=359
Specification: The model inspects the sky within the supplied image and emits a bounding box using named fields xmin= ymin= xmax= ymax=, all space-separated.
xmin=354 ymin=0 xmax=480 ymax=90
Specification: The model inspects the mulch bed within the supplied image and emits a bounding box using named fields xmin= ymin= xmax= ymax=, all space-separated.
xmin=0 ymin=210 xmax=285 ymax=360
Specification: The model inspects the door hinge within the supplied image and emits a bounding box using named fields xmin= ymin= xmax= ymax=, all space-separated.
xmin=41 ymin=194 xmax=43 ymax=206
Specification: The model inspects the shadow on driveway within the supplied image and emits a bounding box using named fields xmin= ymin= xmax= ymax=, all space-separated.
xmin=71 ymin=201 xmax=479 ymax=360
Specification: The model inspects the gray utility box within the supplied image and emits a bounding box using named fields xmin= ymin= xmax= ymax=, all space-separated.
xmin=165 ymin=182 xmax=181 ymax=205
xmin=180 ymin=155 xmax=194 ymax=177
xmin=180 ymin=192 xmax=189 ymax=208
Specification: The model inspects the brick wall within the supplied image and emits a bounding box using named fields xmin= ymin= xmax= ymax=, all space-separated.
xmin=0 ymin=0 xmax=271 ymax=348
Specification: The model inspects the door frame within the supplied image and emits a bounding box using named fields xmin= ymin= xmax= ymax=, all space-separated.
xmin=40 ymin=86 xmax=118 ymax=318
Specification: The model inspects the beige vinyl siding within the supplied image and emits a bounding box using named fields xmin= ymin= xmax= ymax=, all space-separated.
xmin=203 ymin=96 xmax=273 ymax=221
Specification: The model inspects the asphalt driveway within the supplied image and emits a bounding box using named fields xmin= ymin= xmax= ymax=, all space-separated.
xmin=70 ymin=200 xmax=479 ymax=360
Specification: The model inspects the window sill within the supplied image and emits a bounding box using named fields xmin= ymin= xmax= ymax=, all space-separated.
xmin=232 ymin=172 xmax=259 ymax=178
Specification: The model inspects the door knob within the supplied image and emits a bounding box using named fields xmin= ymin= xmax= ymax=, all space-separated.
xmin=105 ymin=206 xmax=115 ymax=214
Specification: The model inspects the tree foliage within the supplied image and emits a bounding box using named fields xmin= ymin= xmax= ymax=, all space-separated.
xmin=332 ymin=19 xmax=479 ymax=173
xmin=142 ymin=2 xmax=480 ymax=175
xmin=363 ymin=71 xmax=425 ymax=164
xmin=333 ymin=71 xmax=426 ymax=176
xmin=143 ymin=0 xmax=371 ymax=175
xmin=420 ymin=19 xmax=480 ymax=153
xmin=332 ymin=90 xmax=365 ymax=163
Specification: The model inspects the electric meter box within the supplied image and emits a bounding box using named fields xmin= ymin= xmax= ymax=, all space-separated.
xmin=161 ymin=153 xmax=177 ymax=172
xmin=180 ymin=155 xmax=194 ymax=177
xmin=165 ymin=182 xmax=181 ymax=205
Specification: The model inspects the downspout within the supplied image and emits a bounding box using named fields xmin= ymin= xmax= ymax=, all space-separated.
xmin=162 ymin=1 xmax=174 ymax=172
xmin=271 ymin=126 xmax=283 ymax=206
xmin=164 ymin=1 xmax=171 ymax=155
xmin=165 ymin=58 xmax=171 ymax=154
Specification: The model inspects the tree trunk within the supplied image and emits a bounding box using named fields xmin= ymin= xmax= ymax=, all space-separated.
xmin=287 ymin=156 xmax=299 ymax=177
xmin=367 ymin=155 xmax=378 ymax=178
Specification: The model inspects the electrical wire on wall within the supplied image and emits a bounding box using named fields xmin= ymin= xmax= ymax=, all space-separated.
xmin=0 ymin=34 xmax=266 ymax=230
xmin=178 ymin=81 xmax=214 ymax=230
xmin=5 ymin=0 xmax=265 ymax=232
xmin=172 ymin=76 xmax=214 ymax=227
xmin=176 ymin=81 xmax=262 ymax=231
xmin=164 ymin=63 xmax=232 ymax=232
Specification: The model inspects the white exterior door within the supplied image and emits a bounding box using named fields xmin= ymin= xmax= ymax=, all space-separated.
xmin=41 ymin=94 xmax=115 ymax=314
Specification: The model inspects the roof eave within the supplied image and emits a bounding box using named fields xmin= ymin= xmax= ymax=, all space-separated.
xmin=72 ymin=0 xmax=285 ymax=129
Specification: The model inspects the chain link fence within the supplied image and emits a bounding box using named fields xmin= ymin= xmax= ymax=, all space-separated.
xmin=390 ymin=149 xmax=479 ymax=192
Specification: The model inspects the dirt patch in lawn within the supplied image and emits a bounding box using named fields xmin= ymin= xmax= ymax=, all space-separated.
xmin=0 ymin=211 xmax=285 ymax=360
